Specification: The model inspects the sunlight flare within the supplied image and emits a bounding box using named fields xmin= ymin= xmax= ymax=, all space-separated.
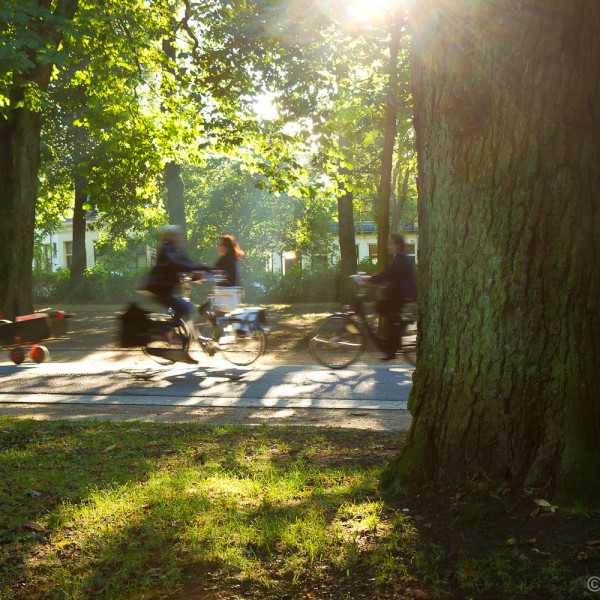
xmin=346 ymin=0 xmax=404 ymax=24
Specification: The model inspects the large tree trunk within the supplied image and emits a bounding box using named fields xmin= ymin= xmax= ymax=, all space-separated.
xmin=0 ymin=109 xmax=40 ymax=319
xmin=0 ymin=0 xmax=79 ymax=320
xmin=385 ymin=0 xmax=600 ymax=504
xmin=376 ymin=11 xmax=402 ymax=270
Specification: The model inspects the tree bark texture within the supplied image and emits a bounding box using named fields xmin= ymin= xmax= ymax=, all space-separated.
xmin=0 ymin=109 xmax=41 ymax=319
xmin=386 ymin=0 xmax=600 ymax=503
xmin=0 ymin=0 xmax=79 ymax=320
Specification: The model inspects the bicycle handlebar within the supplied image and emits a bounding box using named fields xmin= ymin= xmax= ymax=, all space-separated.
xmin=181 ymin=272 xmax=227 ymax=284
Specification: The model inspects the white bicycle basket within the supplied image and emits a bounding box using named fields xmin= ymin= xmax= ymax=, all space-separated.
xmin=212 ymin=286 xmax=242 ymax=311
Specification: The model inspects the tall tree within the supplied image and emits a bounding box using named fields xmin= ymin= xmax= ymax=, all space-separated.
xmin=375 ymin=8 xmax=403 ymax=270
xmin=0 ymin=0 xmax=79 ymax=318
xmin=384 ymin=0 xmax=600 ymax=503
xmin=161 ymin=24 xmax=187 ymax=244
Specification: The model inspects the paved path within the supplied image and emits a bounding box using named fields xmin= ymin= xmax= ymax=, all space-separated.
xmin=0 ymin=361 xmax=413 ymax=411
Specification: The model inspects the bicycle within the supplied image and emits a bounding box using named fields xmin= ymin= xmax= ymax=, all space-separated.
xmin=123 ymin=276 xmax=268 ymax=367
xmin=308 ymin=274 xmax=417 ymax=369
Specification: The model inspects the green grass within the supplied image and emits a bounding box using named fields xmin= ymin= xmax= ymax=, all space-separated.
xmin=2 ymin=419 xmax=597 ymax=600
xmin=0 ymin=419 xmax=412 ymax=600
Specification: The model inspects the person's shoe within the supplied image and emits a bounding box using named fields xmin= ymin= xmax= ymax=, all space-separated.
xmin=379 ymin=354 xmax=395 ymax=361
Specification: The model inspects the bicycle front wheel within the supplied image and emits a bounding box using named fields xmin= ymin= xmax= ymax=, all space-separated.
xmin=220 ymin=320 xmax=266 ymax=366
xmin=309 ymin=315 xmax=365 ymax=369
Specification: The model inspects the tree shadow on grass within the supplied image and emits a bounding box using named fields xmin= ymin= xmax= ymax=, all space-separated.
xmin=0 ymin=420 xmax=413 ymax=600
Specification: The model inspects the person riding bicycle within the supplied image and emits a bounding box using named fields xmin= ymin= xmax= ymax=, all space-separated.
xmin=199 ymin=235 xmax=245 ymax=338
xmin=145 ymin=225 xmax=214 ymax=323
xmin=214 ymin=235 xmax=244 ymax=288
xmin=364 ymin=234 xmax=417 ymax=361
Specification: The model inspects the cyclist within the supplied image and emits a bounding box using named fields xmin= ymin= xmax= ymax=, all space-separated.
xmin=214 ymin=235 xmax=245 ymax=287
xmin=199 ymin=235 xmax=245 ymax=338
xmin=145 ymin=225 xmax=214 ymax=323
xmin=363 ymin=233 xmax=417 ymax=361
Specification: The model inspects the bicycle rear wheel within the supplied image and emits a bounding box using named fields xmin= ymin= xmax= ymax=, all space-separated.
xmin=220 ymin=320 xmax=266 ymax=366
xmin=398 ymin=320 xmax=417 ymax=366
xmin=309 ymin=315 xmax=365 ymax=369
xmin=142 ymin=315 xmax=190 ymax=365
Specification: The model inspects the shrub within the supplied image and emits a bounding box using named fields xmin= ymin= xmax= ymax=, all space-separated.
xmin=357 ymin=256 xmax=379 ymax=275
xmin=32 ymin=266 xmax=147 ymax=304
xmin=243 ymin=264 xmax=341 ymax=304
xmin=32 ymin=268 xmax=71 ymax=303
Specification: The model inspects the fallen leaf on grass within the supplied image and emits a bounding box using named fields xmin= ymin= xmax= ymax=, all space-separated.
xmin=461 ymin=566 xmax=478 ymax=578
xmin=534 ymin=498 xmax=558 ymax=511
xmin=102 ymin=444 xmax=124 ymax=453
xmin=585 ymin=540 xmax=600 ymax=547
xmin=23 ymin=521 xmax=46 ymax=532
xmin=577 ymin=552 xmax=588 ymax=561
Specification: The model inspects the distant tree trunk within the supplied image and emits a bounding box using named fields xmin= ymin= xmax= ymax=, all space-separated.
xmin=337 ymin=136 xmax=357 ymax=302
xmin=384 ymin=0 xmax=600 ymax=504
xmin=70 ymin=120 xmax=89 ymax=291
xmin=162 ymin=35 xmax=188 ymax=249
xmin=337 ymin=182 xmax=357 ymax=301
xmin=164 ymin=161 xmax=187 ymax=241
xmin=392 ymin=166 xmax=410 ymax=233
xmin=70 ymin=173 xmax=87 ymax=291
xmin=376 ymin=11 xmax=402 ymax=270
xmin=0 ymin=0 xmax=79 ymax=320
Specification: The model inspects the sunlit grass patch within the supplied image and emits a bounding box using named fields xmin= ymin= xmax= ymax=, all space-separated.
xmin=0 ymin=418 xmax=410 ymax=600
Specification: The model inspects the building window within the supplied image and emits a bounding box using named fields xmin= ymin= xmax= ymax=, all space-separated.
xmin=64 ymin=241 xmax=73 ymax=269
xmin=368 ymin=244 xmax=378 ymax=260
xmin=405 ymin=242 xmax=416 ymax=263
xmin=94 ymin=243 xmax=106 ymax=265
xmin=312 ymin=246 xmax=328 ymax=267
xmin=126 ymin=240 xmax=148 ymax=269
xmin=93 ymin=240 xmax=148 ymax=269
xmin=282 ymin=251 xmax=301 ymax=275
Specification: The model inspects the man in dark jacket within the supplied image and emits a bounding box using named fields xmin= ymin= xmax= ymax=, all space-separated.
xmin=366 ymin=234 xmax=417 ymax=361
xmin=145 ymin=225 xmax=213 ymax=322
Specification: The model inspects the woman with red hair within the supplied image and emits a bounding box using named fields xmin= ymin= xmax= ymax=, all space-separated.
xmin=214 ymin=235 xmax=244 ymax=287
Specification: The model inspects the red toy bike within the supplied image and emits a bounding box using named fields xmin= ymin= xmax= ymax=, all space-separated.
xmin=0 ymin=311 xmax=70 ymax=365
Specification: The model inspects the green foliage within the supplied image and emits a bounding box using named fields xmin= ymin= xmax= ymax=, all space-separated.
xmin=243 ymin=264 xmax=342 ymax=304
xmin=32 ymin=266 xmax=145 ymax=303
xmin=183 ymin=156 xmax=336 ymax=263
xmin=357 ymin=256 xmax=379 ymax=275
xmin=32 ymin=268 xmax=71 ymax=303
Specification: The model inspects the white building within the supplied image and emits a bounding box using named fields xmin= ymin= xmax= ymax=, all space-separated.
xmin=35 ymin=217 xmax=151 ymax=272
xmin=268 ymin=222 xmax=419 ymax=274
xmin=38 ymin=219 xmax=417 ymax=275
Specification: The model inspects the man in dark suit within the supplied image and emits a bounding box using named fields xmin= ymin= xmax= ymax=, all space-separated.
xmin=365 ymin=234 xmax=417 ymax=361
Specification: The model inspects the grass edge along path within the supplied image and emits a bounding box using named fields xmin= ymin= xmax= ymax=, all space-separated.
xmin=0 ymin=418 xmax=598 ymax=600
